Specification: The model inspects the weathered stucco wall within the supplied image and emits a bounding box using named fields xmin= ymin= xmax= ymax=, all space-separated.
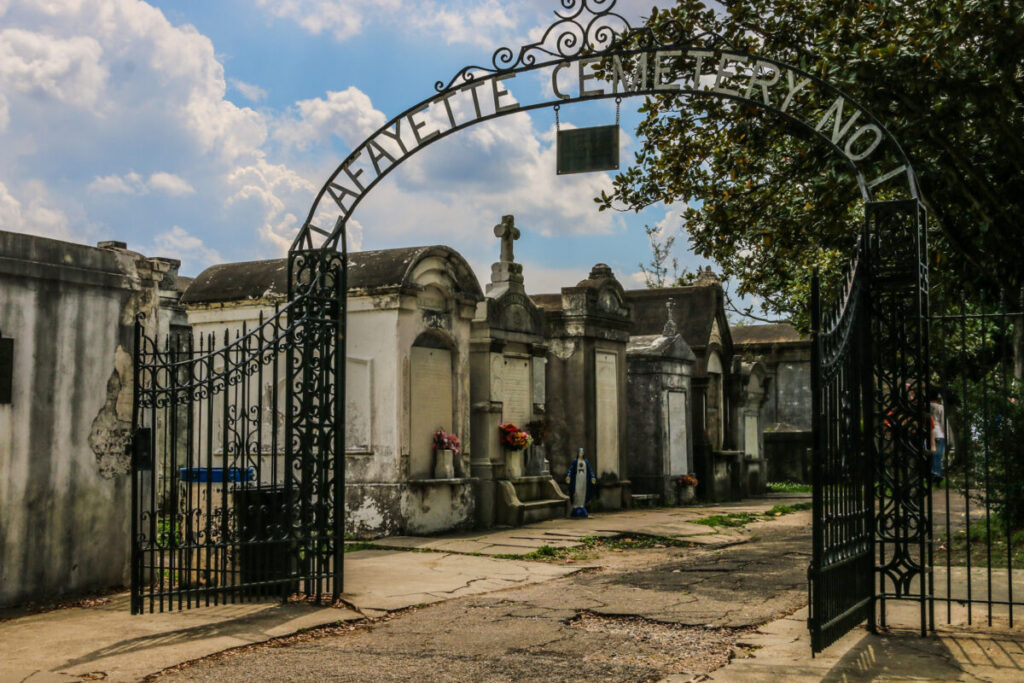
xmin=0 ymin=231 xmax=175 ymax=607
xmin=183 ymin=249 xmax=482 ymax=539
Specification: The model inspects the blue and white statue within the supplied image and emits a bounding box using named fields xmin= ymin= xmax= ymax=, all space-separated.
xmin=565 ymin=448 xmax=597 ymax=518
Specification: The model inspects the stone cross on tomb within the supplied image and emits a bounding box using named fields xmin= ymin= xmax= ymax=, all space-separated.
xmin=494 ymin=215 xmax=520 ymax=263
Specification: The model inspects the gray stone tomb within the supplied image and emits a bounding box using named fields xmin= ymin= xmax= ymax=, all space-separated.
xmin=470 ymin=216 xmax=568 ymax=528
xmin=626 ymin=299 xmax=698 ymax=505
xmin=532 ymin=263 xmax=632 ymax=511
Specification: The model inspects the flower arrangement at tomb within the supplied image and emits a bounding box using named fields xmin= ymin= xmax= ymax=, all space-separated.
xmin=433 ymin=428 xmax=461 ymax=458
xmin=676 ymin=474 xmax=698 ymax=488
xmin=498 ymin=423 xmax=533 ymax=450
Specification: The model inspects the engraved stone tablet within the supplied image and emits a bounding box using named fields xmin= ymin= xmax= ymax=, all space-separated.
xmin=410 ymin=346 xmax=453 ymax=478
xmin=595 ymin=351 xmax=619 ymax=476
xmin=668 ymin=391 xmax=688 ymax=475
xmin=744 ymin=413 xmax=760 ymax=459
xmin=532 ymin=357 xmax=546 ymax=406
xmin=346 ymin=358 xmax=372 ymax=452
xmin=502 ymin=357 xmax=532 ymax=427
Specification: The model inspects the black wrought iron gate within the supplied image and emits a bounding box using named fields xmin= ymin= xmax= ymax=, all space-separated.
xmin=130 ymin=249 xmax=346 ymax=613
xmin=808 ymin=230 xmax=875 ymax=652
xmin=809 ymin=200 xmax=933 ymax=651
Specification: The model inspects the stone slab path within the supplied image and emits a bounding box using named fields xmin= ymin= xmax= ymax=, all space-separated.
xmin=0 ymin=553 xmax=580 ymax=682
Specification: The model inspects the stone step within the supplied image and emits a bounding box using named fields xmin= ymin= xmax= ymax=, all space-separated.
xmin=631 ymin=493 xmax=660 ymax=509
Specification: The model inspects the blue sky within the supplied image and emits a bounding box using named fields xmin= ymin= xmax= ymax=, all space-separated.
xmin=0 ymin=0 xmax=723 ymax=294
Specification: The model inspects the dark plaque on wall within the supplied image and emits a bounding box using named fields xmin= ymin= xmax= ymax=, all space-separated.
xmin=557 ymin=125 xmax=619 ymax=175
xmin=0 ymin=337 xmax=13 ymax=404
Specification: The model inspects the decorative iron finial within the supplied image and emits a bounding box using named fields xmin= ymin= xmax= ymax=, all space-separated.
xmin=437 ymin=0 xmax=633 ymax=92
xmin=663 ymin=298 xmax=678 ymax=337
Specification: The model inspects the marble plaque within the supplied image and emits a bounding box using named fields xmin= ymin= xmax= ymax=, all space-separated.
xmin=667 ymin=391 xmax=688 ymax=474
xmin=345 ymin=358 xmax=371 ymax=452
xmin=501 ymin=357 xmax=531 ymax=427
xmin=410 ymin=346 xmax=453 ymax=479
xmin=532 ymin=357 xmax=546 ymax=406
xmin=595 ymin=351 xmax=619 ymax=476
xmin=744 ymin=413 xmax=760 ymax=459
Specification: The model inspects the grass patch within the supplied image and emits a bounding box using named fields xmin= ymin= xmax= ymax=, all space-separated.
xmin=343 ymin=541 xmax=379 ymax=553
xmin=693 ymin=502 xmax=813 ymax=529
xmin=935 ymin=514 xmax=1024 ymax=568
xmin=766 ymin=481 xmax=813 ymax=494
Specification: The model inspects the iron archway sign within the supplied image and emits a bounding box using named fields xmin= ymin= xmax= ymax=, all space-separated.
xmin=294 ymin=0 xmax=920 ymax=253
xmin=284 ymin=0 xmax=932 ymax=653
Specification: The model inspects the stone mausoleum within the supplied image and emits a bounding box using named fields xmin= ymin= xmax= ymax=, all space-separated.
xmin=470 ymin=216 xmax=568 ymax=528
xmin=182 ymin=245 xmax=484 ymax=538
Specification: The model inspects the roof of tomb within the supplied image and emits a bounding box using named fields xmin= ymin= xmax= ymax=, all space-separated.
xmin=731 ymin=322 xmax=806 ymax=346
xmin=624 ymin=286 xmax=731 ymax=352
xmin=626 ymin=334 xmax=697 ymax=361
xmin=182 ymin=245 xmax=484 ymax=305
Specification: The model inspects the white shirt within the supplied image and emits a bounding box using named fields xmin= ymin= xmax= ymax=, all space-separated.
xmin=931 ymin=402 xmax=945 ymax=440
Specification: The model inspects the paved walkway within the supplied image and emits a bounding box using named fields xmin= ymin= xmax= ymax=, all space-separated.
xmin=7 ymin=495 xmax=1023 ymax=682
xmin=0 ymin=498 xmax=785 ymax=682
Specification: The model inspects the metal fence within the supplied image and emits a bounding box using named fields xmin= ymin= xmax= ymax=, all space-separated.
xmin=928 ymin=291 xmax=1024 ymax=626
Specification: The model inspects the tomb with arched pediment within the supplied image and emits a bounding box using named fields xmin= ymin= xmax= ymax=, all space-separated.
xmin=182 ymin=245 xmax=483 ymax=538
xmin=469 ymin=216 xmax=568 ymax=527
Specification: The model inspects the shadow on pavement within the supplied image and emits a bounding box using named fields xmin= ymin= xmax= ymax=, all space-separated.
xmin=821 ymin=628 xmax=1024 ymax=681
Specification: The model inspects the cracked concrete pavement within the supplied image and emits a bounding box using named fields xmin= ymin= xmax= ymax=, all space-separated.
xmin=8 ymin=497 xmax=1024 ymax=682
xmin=153 ymin=514 xmax=812 ymax=682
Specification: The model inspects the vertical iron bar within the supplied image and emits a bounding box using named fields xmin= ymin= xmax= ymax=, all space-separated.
xmin=334 ymin=233 xmax=347 ymax=600
xmin=809 ymin=268 xmax=822 ymax=650
xmin=130 ymin=318 xmax=142 ymax=614
xmin=961 ymin=293 xmax=972 ymax=624
xmin=860 ymin=239 xmax=877 ymax=635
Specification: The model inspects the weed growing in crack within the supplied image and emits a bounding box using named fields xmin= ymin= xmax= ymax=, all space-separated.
xmin=693 ymin=502 xmax=812 ymax=529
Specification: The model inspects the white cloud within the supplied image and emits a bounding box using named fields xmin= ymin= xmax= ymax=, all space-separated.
xmin=149 ymin=225 xmax=222 ymax=268
xmin=254 ymin=0 xmax=520 ymax=47
xmin=0 ymin=28 xmax=107 ymax=109
xmin=227 ymin=158 xmax=318 ymax=254
xmin=273 ymin=87 xmax=386 ymax=151
xmin=254 ymin=0 xmax=372 ymax=42
xmin=88 ymin=172 xmax=146 ymax=195
xmin=87 ymin=171 xmax=194 ymax=196
xmin=0 ymin=180 xmax=76 ymax=241
xmin=148 ymin=172 xmax=195 ymax=196
xmin=229 ymin=78 xmax=267 ymax=103
xmin=411 ymin=0 xmax=517 ymax=49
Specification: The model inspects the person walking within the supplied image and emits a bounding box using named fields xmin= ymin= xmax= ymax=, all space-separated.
xmin=930 ymin=390 xmax=946 ymax=483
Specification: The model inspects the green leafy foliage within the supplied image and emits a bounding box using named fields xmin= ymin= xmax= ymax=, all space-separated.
xmin=607 ymin=0 xmax=1024 ymax=327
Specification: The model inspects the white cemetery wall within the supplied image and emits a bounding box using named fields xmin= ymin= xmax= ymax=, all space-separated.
xmin=0 ymin=232 xmax=171 ymax=607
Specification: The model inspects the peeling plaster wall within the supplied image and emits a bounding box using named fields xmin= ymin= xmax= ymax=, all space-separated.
xmin=184 ymin=253 xmax=479 ymax=540
xmin=0 ymin=231 xmax=174 ymax=607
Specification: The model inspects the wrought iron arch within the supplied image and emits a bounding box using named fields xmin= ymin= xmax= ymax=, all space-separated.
xmin=287 ymin=0 xmax=932 ymax=651
xmin=294 ymin=0 xmax=920 ymax=254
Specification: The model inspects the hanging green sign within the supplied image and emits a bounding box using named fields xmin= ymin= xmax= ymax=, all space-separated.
xmin=556 ymin=125 xmax=619 ymax=175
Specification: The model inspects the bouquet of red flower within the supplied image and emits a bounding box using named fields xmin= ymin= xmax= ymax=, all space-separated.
xmin=677 ymin=474 xmax=698 ymax=487
xmin=498 ymin=423 xmax=533 ymax=451
xmin=433 ymin=428 xmax=461 ymax=458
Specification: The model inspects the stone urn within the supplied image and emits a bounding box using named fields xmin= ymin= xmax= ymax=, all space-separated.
xmin=677 ymin=484 xmax=697 ymax=505
xmin=505 ymin=448 xmax=524 ymax=479
xmin=433 ymin=449 xmax=455 ymax=479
